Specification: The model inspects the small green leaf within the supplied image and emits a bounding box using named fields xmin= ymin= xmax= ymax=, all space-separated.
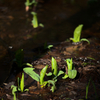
xmin=47 ymin=80 xmax=56 ymax=92
xmin=24 ymin=89 xmax=29 ymax=92
xmin=68 ymin=69 xmax=77 ymax=79
xmin=39 ymin=23 xmax=44 ymax=27
xmin=31 ymin=12 xmax=38 ymax=28
xmin=57 ymin=70 xmax=64 ymax=77
xmin=46 ymin=72 xmax=52 ymax=76
xmin=41 ymin=81 xmax=48 ymax=88
xmin=40 ymin=65 xmax=48 ymax=85
xmin=47 ymin=45 xmax=53 ymax=49
xmin=62 ymin=74 xmax=69 ymax=79
xmin=70 ymin=24 xmax=83 ymax=42
xmin=23 ymin=67 xmax=40 ymax=82
xmin=74 ymin=24 xmax=83 ymax=42
xmin=25 ymin=0 xmax=32 ymax=6
xmin=24 ymin=63 xmax=33 ymax=67
xmin=20 ymin=73 xmax=24 ymax=92
xmin=81 ymin=38 xmax=90 ymax=44
xmin=11 ymin=85 xmax=18 ymax=95
xmin=51 ymin=57 xmax=58 ymax=76
xmin=65 ymin=58 xmax=73 ymax=70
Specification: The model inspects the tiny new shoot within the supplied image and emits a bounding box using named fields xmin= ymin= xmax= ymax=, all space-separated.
xmin=85 ymin=78 xmax=98 ymax=100
xmin=64 ymin=58 xmax=77 ymax=79
xmin=11 ymin=73 xmax=29 ymax=93
xmin=25 ymin=0 xmax=38 ymax=11
xmin=11 ymin=73 xmax=28 ymax=100
xmin=46 ymin=57 xmax=65 ymax=92
xmin=18 ymin=73 xmax=29 ymax=92
xmin=70 ymin=24 xmax=90 ymax=44
xmin=44 ymin=42 xmax=53 ymax=50
xmin=85 ymin=78 xmax=91 ymax=100
xmin=46 ymin=57 xmax=65 ymax=80
xmin=31 ymin=12 xmax=44 ymax=28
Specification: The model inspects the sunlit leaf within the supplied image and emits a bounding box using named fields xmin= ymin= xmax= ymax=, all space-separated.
xmin=68 ymin=69 xmax=77 ymax=79
xmin=73 ymin=24 xmax=83 ymax=42
xmin=20 ymin=73 xmax=24 ymax=92
xmin=23 ymin=67 xmax=40 ymax=82
xmin=57 ymin=70 xmax=64 ymax=77
xmin=46 ymin=72 xmax=52 ymax=76
xmin=11 ymin=85 xmax=17 ymax=95
xmin=31 ymin=12 xmax=38 ymax=28
xmin=65 ymin=58 xmax=73 ymax=70
xmin=51 ymin=57 xmax=58 ymax=76
xmin=81 ymin=38 xmax=90 ymax=44
xmin=40 ymin=65 xmax=48 ymax=85
xmin=70 ymin=24 xmax=83 ymax=42
xmin=62 ymin=74 xmax=69 ymax=79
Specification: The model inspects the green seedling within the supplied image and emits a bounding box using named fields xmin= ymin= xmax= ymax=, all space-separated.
xmin=11 ymin=73 xmax=28 ymax=100
xmin=70 ymin=24 xmax=90 ymax=44
xmin=86 ymin=78 xmax=91 ymax=99
xmin=46 ymin=57 xmax=65 ymax=78
xmin=44 ymin=42 xmax=53 ymax=50
xmin=11 ymin=73 xmax=29 ymax=93
xmin=25 ymin=0 xmax=37 ymax=7
xmin=46 ymin=57 xmax=65 ymax=92
xmin=40 ymin=65 xmax=48 ymax=86
xmin=18 ymin=73 xmax=29 ymax=92
xmin=85 ymin=78 xmax=98 ymax=100
xmin=31 ymin=12 xmax=44 ymax=28
xmin=64 ymin=58 xmax=77 ymax=79
xmin=47 ymin=45 xmax=53 ymax=50
xmin=11 ymin=85 xmax=17 ymax=100
xmin=52 ymin=57 xmax=58 ymax=76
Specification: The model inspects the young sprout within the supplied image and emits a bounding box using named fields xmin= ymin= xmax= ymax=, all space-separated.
xmin=86 ymin=79 xmax=91 ymax=99
xmin=18 ymin=73 xmax=29 ymax=92
xmin=25 ymin=0 xmax=38 ymax=11
xmin=11 ymin=73 xmax=28 ymax=100
xmin=70 ymin=24 xmax=90 ymax=44
xmin=51 ymin=57 xmax=58 ymax=76
xmin=11 ymin=85 xmax=17 ymax=100
xmin=31 ymin=12 xmax=38 ymax=28
xmin=40 ymin=65 xmax=48 ymax=87
xmin=31 ymin=12 xmax=44 ymax=28
xmin=65 ymin=58 xmax=77 ymax=79
xmin=25 ymin=0 xmax=32 ymax=11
